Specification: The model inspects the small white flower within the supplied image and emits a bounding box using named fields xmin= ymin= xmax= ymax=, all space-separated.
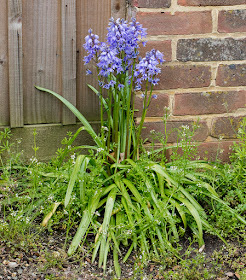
xmin=94 ymin=211 xmax=100 ymax=216
xmin=181 ymin=125 xmax=189 ymax=130
xmin=71 ymin=153 xmax=76 ymax=160
xmin=48 ymin=195 xmax=54 ymax=201
xmin=102 ymin=126 xmax=109 ymax=131
xmin=170 ymin=166 xmax=177 ymax=171
xmin=30 ymin=157 xmax=38 ymax=164
xmin=97 ymin=147 xmax=104 ymax=153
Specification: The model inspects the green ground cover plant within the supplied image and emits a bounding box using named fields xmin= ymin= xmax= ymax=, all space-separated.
xmin=1 ymin=18 xmax=246 ymax=279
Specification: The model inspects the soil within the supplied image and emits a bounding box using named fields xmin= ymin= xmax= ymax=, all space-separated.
xmin=0 ymin=228 xmax=245 ymax=280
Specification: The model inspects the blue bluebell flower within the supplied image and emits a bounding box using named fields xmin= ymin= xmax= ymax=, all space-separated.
xmin=118 ymin=84 xmax=124 ymax=90
xmin=135 ymin=49 xmax=164 ymax=89
xmin=86 ymin=69 xmax=92 ymax=75
xmin=83 ymin=29 xmax=102 ymax=64
xmin=83 ymin=18 xmax=164 ymax=92
xmin=106 ymin=18 xmax=147 ymax=70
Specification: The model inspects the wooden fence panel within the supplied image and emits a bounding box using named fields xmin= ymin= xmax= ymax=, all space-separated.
xmin=0 ymin=0 xmax=9 ymax=126
xmin=8 ymin=0 xmax=24 ymax=127
xmin=0 ymin=0 xmax=114 ymax=127
xmin=22 ymin=0 xmax=62 ymax=124
xmin=62 ymin=0 xmax=76 ymax=125
xmin=76 ymin=0 xmax=111 ymax=120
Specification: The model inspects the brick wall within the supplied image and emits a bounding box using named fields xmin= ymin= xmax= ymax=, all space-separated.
xmin=130 ymin=0 xmax=246 ymax=161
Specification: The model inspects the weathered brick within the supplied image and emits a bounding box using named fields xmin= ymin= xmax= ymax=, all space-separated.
xmin=140 ymin=40 xmax=172 ymax=62
xmin=211 ymin=116 xmax=245 ymax=139
xmin=218 ymin=10 xmax=246 ymax=33
xmin=135 ymin=94 xmax=169 ymax=118
xmin=141 ymin=120 xmax=209 ymax=143
xmin=156 ymin=65 xmax=211 ymax=90
xmin=217 ymin=64 xmax=246 ymax=87
xmin=136 ymin=12 xmax=212 ymax=36
xmin=178 ymin=0 xmax=246 ymax=6
xmin=177 ymin=38 xmax=246 ymax=62
xmin=134 ymin=0 xmax=171 ymax=8
xmin=173 ymin=91 xmax=246 ymax=116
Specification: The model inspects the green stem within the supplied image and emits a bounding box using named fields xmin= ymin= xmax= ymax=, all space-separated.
xmin=134 ymin=82 xmax=154 ymax=159
xmin=125 ymin=60 xmax=136 ymax=159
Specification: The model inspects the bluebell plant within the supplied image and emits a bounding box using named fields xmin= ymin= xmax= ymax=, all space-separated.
xmin=83 ymin=18 xmax=164 ymax=162
xmin=35 ymin=18 xmax=246 ymax=277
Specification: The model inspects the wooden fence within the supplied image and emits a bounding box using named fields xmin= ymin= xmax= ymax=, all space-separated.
xmin=0 ymin=0 xmax=125 ymax=128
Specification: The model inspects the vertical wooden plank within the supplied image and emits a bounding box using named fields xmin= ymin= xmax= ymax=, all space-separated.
xmin=0 ymin=0 xmax=9 ymax=126
xmin=61 ymin=0 xmax=76 ymax=125
xmin=8 ymin=0 xmax=24 ymax=127
xmin=111 ymin=0 xmax=126 ymax=19
xmin=22 ymin=0 xmax=62 ymax=124
xmin=76 ymin=0 xmax=111 ymax=120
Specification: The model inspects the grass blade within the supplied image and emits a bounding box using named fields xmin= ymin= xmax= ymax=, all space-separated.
xmin=113 ymin=246 xmax=121 ymax=278
xmin=68 ymin=191 xmax=101 ymax=255
xmin=65 ymin=155 xmax=85 ymax=208
xmin=98 ymin=188 xmax=117 ymax=267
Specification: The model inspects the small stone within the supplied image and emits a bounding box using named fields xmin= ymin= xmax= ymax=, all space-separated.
xmin=17 ymin=268 xmax=23 ymax=274
xmin=225 ymin=272 xmax=234 ymax=277
xmin=8 ymin=262 xmax=18 ymax=268
xmin=52 ymin=251 xmax=60 ymax=258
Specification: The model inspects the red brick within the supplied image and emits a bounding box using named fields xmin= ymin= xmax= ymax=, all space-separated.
xmin=135 ymin=93 xmax=169 ymax=118
xmin=217 ymin=64 xmax=246 ymax=87
xmin=136 ymin=11 xmax=212 ymax=36
xmin=156 ymin=65 xmax=211 ymax=90
xmin=173 ymin=91 xmax=246 ymax=116
xmin=139 ymin=40 xmax=172 ymax=62
xmin=134 ymin=0 xmax=171 ymax=8
xmin=193 ymin=141 xmax=236 ymax=162
xmin=211 ymin=116 xmax=245 ymax=139
xmin=178 ymin=0 xmax=246 ymax=6
xmin=141 ymin=120 xmax=209 ymax=143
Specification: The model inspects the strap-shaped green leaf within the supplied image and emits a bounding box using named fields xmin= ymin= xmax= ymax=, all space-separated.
xmin=67 ymin=191 xmax=102 ymax=255
xmin=35 ymin=86 xmax=102 ymax=147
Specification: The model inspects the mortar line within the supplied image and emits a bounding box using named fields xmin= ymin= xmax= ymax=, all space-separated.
xmin=210 ymin=62 xmax=220 ymax=87
xmin=138 ymin=5 xmax=246 ymax=13
xmin=171 ymin=38 xmax=178 ymax=61
xmin=170 ymin=0 xmax=178 ymax=15
xmin=141 ymin=110 xmax=246 ymax=123
xmin=146 ymin=32 xmax=246 ymax=40
xmin=169 ymin=94 xmax=174 ymax=115
xmin=212 ymin=9 xmax=219 ymax=34
xmin=162 ymin=60 xmax=246 ymax=66
xmin=150 ymin=86 xmax=246 ymax=94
